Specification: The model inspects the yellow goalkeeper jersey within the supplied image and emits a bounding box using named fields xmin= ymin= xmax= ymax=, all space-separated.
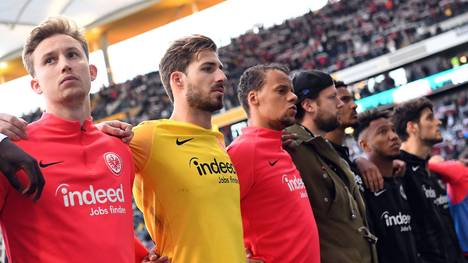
xmin=130 ymin=119 xmax=245 ymax=263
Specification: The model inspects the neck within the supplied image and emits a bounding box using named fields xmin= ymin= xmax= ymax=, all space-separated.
xmin=325 ymin=126 xmax=346 ymax=145
xmin=401 ymin=136 xmax=432 ymax=159
xmin=301 ymin=116 xmax=325 ymax=137
xmin=170 ymin=101 xmax=212 ymax=129
xmin=46 ymin=98 xmax=91 ymax=125
xmin=368 ymin=154 xmax=394 ymax=178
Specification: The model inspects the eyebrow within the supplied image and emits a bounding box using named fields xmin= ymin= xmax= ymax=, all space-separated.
xmin=275 ymin=84 xmax=291 ymax=90
xmin=40 ymin=47 xmax=81 ymax=61
xmin=340 ymin=95 xmax=353 ymax=100
xmin=201 ymin=61 xmax=223 ymax=70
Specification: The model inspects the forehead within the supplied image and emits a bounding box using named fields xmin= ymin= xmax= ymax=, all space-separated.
xmin=419 ymin=107 xmax=433 ymax=118
xmin=369 ymin=117 xmax=392 ymax=131
xmin=192 ymin=50 xmax=221 ymax=65
xmin=265 ymin=69 xmax=290 ymax=85
xmin=336 ymin=87 xmax=352 ymax=97
xmin=32 ymin=34 xmax=84 ymax=60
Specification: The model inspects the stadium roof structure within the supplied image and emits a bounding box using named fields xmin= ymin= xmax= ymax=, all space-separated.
xmin=0 ymin=0 xmax=223 ymax=84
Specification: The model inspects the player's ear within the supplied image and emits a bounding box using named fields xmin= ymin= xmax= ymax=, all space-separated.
xmin=89 ymin=64 xmax=97 ymax=81
xmin=31 ymin=78 xmax=42 ymax=95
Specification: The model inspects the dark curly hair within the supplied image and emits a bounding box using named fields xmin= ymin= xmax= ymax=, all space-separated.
xmin=355 ymin=109 xmax=391 ymax=140
xmin=392 ymin=97 xmax=433 ymax=141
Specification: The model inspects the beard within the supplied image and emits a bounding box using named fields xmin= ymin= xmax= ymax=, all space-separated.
xmin=340 ymin=115 xmax=358 ymax=129
xmin=421 ymin=135 xmax=443 ymax=146
xmin=186 ymin=83 xmax=224 ymax=113
xmin=315 ymin=112 xmax=340 ymax=133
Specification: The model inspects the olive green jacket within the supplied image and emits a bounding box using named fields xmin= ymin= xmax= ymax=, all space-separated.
xmin=286 ymin=124 xmax=378 ymax=263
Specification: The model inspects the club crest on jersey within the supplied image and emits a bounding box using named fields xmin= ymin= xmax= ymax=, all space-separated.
xmin=104 ymin=152 xmax=122 ymax=176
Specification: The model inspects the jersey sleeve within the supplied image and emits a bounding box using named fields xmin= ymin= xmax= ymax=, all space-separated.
xmin=0 ymin=173 xmax=10 ymax=213
xmin=428 ymin=161 xmax=467 ymax=185
xmin=130 ymin=124 xmax=154 ymax=173
xmin=134 ymin=235 xmax=148 ymax=262
xmin=227 ymin=142 xmax=255 ymax=200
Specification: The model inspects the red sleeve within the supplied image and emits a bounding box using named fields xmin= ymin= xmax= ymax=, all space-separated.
xmin=428 ymin=161 xmax=467 ymax=184
xmin=0 ymin=171 xmax=13 ymax=213
xmin=134 ymin=236 xmax=148 ymax=263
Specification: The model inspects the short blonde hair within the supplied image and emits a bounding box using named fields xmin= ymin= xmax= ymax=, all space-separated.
xmin=22 ymin=16 xmax=89 ymax=76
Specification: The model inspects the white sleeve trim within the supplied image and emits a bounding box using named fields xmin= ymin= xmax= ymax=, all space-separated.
xmin=0 ymin=133 xmax=7 ymax=142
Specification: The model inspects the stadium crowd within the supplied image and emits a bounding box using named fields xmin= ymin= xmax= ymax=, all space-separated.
xmin=21 ymin=0 xmax=468 ymax=123
xmin=19 ymin=0 xmax=468 ymax=119
xmin=219 ymin=0 xmax=468 ymax=78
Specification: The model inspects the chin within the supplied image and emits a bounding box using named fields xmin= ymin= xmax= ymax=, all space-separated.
xmin=62 ymin=90 xmax=87 ymax=101
xmin=277 ymin=117 xmax=295 ymax=129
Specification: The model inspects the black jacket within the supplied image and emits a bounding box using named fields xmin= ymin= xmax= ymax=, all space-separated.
xmin=364 ymin=176 xmax=421 ymax=263
xmin=399 ymin=150 xmax=465 ymax=263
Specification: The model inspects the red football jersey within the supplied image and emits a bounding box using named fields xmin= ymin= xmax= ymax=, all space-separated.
xmin=0 ymin=113 xmax=138 ymax=262
xmin=227 ymin=126 xmax=320 ymax=263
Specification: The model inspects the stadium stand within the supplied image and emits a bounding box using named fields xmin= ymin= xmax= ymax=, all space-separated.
xmin=21 ymin=0 xmax=468 ymax=123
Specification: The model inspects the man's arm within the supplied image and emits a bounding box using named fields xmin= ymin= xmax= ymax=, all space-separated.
xmin=354 ymin=157 xmax=384 ymax=192
xmin=1 ymin=112 xmax=133 ymax=143
xmin=96 ymin=120 xmax=133 ymax=143
xmin=428 ymin=157 xmax=467 ymax=184
xmin=0 ymin=139 xmax=45 ymax=201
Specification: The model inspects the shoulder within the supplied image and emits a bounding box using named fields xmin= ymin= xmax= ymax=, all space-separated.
xmin=18 ymin=118 xmax=46 ymax=142
xmin=131 ymin=120 xmax=162 ymax=145
xmin=133 ymin=120 xmax=161 ymax=133
xmin=227 ymin=134 xmax=256 ymax=155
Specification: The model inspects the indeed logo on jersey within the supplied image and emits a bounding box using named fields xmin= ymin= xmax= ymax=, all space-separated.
xmin=434 ymin=194 xmax=449 ymax=208
xmin=380 ymin=211 xmax=412 ymax=232
xmin=55 ymin=184 xmax=127 ymax=217
xmin=189 ymin=157 xmax=236 ymax=176
xmin=282 ymin=174 xmax=308 ymax=198
xmin=422 ymin=184 xmax=436 ymax=199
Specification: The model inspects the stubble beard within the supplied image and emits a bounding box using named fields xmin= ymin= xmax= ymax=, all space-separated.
xmin=315 ymin=113 xmax=340 ymax=133
xmin=186 ymin=83 xmax=224 ymax=113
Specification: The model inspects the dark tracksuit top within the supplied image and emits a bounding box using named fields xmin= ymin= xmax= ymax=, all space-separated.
xmin=399 ymin=150 xmax=465 ymax=263
xmin=364 ymin=176 xmax=421 ymax=263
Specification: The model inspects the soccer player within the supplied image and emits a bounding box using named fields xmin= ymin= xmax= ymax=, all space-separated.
xmin=428 ymin=157 xmax=468 ymax=259
xmin=355 ymin=109 xmax=420 ymax=263
xmin=394 ymin=97 xmax=465 ymax=263
xmin=0 ymin=16 xmax=160 ymax=263
xmin=285 ymin=70 xmax=377 ymax=263
xmin=227 ymin=64 xmax=319 ymax=263
xmin=130 ymin=35 xmax=246 ymax=262
xmin=324 ymin=81 xmax=386 ymax=193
